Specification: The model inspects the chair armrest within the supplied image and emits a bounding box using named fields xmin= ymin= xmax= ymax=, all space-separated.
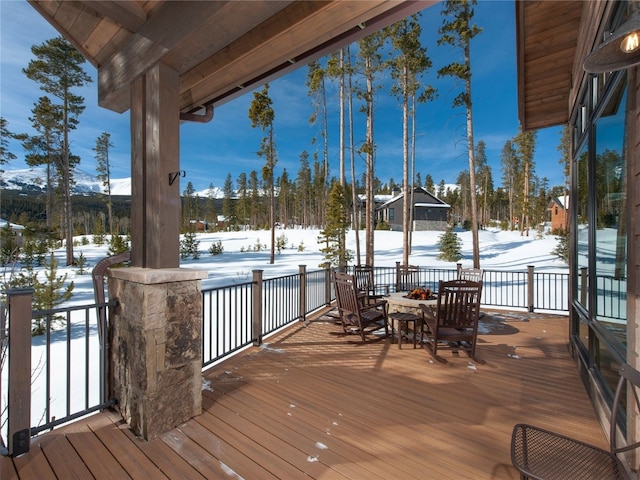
xmin=361 ymin=299 xmax=387 ymax=311
xmin=419 ymin=303 xmax=436 ymax=321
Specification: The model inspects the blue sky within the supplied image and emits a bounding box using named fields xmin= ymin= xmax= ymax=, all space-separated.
xmin=1 ymin=0 xmax=564 ymax=193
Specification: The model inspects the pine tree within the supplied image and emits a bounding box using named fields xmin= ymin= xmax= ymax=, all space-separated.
xmin=437 ymin=229 xmax=463 ymax=263
xmin=94 ymin=132 xmax=114 ymax=235
xmin=386 ymin=14 xmax=435 ymax=266
xmin=438 ymin=0 xmax=482 ymax=268
xmin=222 ymin=173 xmax=235 ymax=230
xmin=248 ymin=84 xmax=277 ymax=264
xmin=107 ymin=234 xmax=129 ymax=257
xmin=0 ymin=117 xmax=25 ymax=167
xmin=318 ymin=182 xmax=352 ymax=268
xmin=31 ymin=253 xmax=75 ymax=335
xmin=24 ymin=36 xmax=92 ymax=266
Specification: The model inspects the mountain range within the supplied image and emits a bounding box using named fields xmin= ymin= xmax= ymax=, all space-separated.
xmin=0 ymin=167 xmax=225 ymax=198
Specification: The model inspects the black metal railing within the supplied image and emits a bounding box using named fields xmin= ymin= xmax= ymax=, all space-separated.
xmin=5 ymin=262 xmax=625 ymax=457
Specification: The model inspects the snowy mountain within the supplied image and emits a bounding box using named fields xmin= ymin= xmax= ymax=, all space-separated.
xmin=0 ymin=167 xmax=228 ymax=198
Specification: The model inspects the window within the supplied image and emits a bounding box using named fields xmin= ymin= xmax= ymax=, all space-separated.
xmin=389 ymin=208 xmax=394 ymax=221
xmin=594 ymin=84 xmax=627 ymax=333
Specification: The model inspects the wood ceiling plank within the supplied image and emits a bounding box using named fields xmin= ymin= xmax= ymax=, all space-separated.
xmin=179 ymin=1 xmax=407 ymax=110
xmin=98 ymin=1 xmax=231 ymax=112
xmin=85 ymin=1 xmax=147 ymax=32
xmin=164 ymin=1 xmax=292 ymax=74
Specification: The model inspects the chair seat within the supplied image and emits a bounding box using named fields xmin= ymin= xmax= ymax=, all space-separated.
xmin=511 ymin=423 xmax=629 ymax=480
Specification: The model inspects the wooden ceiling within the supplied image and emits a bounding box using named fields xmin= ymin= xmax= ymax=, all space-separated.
xmin=28 ymin=1 xmax=433 ymax=116
xmin=515 ymin=1 xmax=585 ymax=131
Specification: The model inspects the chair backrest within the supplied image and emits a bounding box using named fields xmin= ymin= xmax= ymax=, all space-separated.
xmin=611 ymin=363 xmax=640 ymax=455
xmin=333 ymin=271 xmax=361 ymax=317
xmin=458 ymin=267 xmax=484 ymax=282
xmin=397 ymin=264 xmax=420 ymax=291
xmin=435 ymin=279 xmax=483 ymax=329
xmin=353 ymin=265 xmax=375 ymax=296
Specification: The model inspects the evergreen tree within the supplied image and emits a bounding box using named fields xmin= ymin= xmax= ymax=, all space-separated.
xmin=356 ymin=31 xmax=386 ymax=266
xmin=318 ymin=182 xmax=352 ymax=268
xmin=107 ymin=234 xmax=130 ymax=257
xmin=180 ymin=228 xmax=200 ymax=260
xmin=501 ymin=139 xmax=519 ymax=230
xmin=386 ymin=14 xmax=435 ymax=266
xmin=22 ymin=97 xmax=63 ymax=229
xmin=438 ymin=0 xmax=482 ymax=268
xmin=0 ymin=224 xmax=20 ymax=266
xmin=205 ymin=182 xmax=218 ymax=230
xmin=222 ymin=173 xmax=235 ymax=229
xmin=514 ymin=127 xmax=537 ymax=236
xmin=552 ymin=230 xmax=570 ymax=264
xmin=24 ymin=36 xmax=92 ymax=265
xmin=182 ymin=181 xmax=197 ymax=229
xmin=0 ymin=117 xmax=25 ymax=167
xmin=94 ymin=132 xmax=114 ymax=235
xmin=31 ymin=253 xmax=75 ymax=335
xmin=437 ymin=229 xmax=462 ymax=262
xmin=248 ymin=84 xmax=277 ymax=264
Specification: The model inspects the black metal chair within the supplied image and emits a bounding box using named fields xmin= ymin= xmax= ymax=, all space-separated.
xmin=511 ymin=363 xmax=640 ymax=480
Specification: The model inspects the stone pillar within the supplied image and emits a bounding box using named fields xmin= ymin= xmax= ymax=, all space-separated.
xmin=108 ymin=267 xmax=208 ymax=439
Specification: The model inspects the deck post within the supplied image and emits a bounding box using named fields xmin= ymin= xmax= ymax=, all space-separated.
xmin=107 ymin=268 xmax=207 ymax=440
xmin=6 ymin=288 xmax=34 ymax=457
xmin=299 ymin=265 xmax=306 ymax=322
xmin=252 ymin=270 xmax=263 ymax=346
xmin=324 ymin=264 xmax=332 ymax=306
xmin=527 ymin=265 xmax=535 ymax=312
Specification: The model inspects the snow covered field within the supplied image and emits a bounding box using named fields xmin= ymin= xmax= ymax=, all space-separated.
xmin=61 ymin=227 xmax=567 ymax=303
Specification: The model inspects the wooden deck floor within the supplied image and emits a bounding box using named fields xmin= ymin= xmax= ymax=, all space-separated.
xmin=3 ymin=310 xmax=608 ymax=480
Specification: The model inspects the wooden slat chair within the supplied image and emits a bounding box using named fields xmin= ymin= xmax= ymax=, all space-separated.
xmin=419 ymin=279 xmax=483 ymax=359
xmin=396 ymin=264 xmax=420 ymax=292
xmin=511 ymin=362 xmax=640 ymax=480
xmin=333 ymin=271 xmax=389 ymax=343
xmin=353 ymin=265 xmax=386 ymax=304
xmin=458 ymin=267 xmax=484 ymax=282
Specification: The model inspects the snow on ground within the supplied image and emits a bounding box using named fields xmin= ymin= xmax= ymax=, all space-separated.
xmin=60 ymin=226 xmax=567 ymax=304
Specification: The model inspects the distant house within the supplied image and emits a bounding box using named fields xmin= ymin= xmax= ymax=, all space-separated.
xmin=353 ymin=193 xmax=393 ymax=229
xmin=548 ymin=196 xmax=569 ymax=232
xmin=0 ymin=218 xmax=25 ymax=247
xmin=376 ymin=187 xmax=450 ymax=231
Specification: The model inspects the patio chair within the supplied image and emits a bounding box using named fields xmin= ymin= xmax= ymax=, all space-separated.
xmin=419 ymin=279 xmax=483 ymax=359
xmin=396 ymin=264 xmax=420 ymax=292
xmin=353 ymin=264 xmax=386 ymax=304
xmin=458 ymin=266 xmax=484 ymax=282
xmin=511 ymin=362 xmax=640 ymax=480
xmin=333 ymin=271 xmax=389 ymax=343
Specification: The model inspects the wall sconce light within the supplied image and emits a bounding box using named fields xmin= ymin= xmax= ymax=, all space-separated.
xmin=583 ymin=0 xmax=640 ymax=72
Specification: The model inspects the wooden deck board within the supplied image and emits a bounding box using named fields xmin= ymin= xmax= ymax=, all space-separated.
xmin=2 ymin=310 xmax=610 ymax=479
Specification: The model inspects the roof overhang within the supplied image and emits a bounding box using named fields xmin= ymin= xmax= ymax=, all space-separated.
xmin=515 ymin=0 xmax=584 ymax=131
xmin=29 ymin=1 xmax=433 ymax=115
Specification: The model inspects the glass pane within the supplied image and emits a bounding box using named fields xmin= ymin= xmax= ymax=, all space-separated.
xmin=594 ymin=85 xmax=627 ymax=341
xmin=576 ymin=145 xmax=589 ymax=310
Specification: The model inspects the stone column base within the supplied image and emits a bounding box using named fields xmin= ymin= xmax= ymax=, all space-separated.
xmin=108 ymin=267 xmax=208 ymax=439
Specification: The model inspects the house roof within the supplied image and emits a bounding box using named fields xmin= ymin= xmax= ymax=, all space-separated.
xmin=515 ymin=0 xmax=585 ymax=131
xmin=377 ymin=187 xmax=449 ymax=210
xmin=548 ymin=196 xmax=570 ymax=210
xmin=29 ymin=1 xmax=433 ymax=115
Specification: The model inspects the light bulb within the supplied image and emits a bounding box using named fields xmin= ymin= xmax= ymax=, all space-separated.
xmin=621 ymin=30 xmax=640 ymax=53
